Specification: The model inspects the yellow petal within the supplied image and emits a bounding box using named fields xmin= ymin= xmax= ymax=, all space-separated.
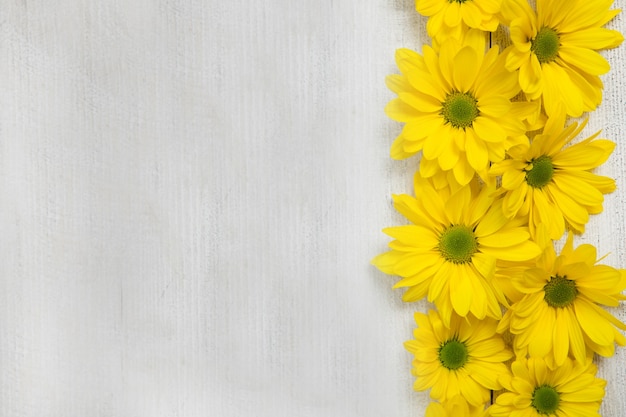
xmin=526 ymin=313 xmax=553 ymax=358
xmin=480 ymin=240 xmax=540 ymax=261
xmin=552 ymin=173 xmax=604 ymax=207
xmin=445 ymin=185 xmax=471 ymax=224
xmin=558 ymin=46 xmax=610 ymax=75
xmin=467 ymin=268 xmax=490 ymax=318
xmin=444 ymin=2 xmax=463 ymax=27
xmin=438 ymin=141 xmax=461 ymax=171
xmin=393 ymin=252 xmax=439 ymax=276
xmin=552 ymin=308 xmax=569 ymax=366
xmin=391 ymin=194 xmax=427 ymax=226
xmin=574 ymin=299 xmax=614 ymax=346
xmin=383 ymin=225 xmax=439 ymax=247
xmin=385 ymin=74 xmax=411 ymax=94
xmin=407 ymin=69 xmax=447 ymax=101
xmin=420 ymin=155 xmax=442 ymax=178
xmin=560 ymin=28 xmax=624 ymax=49
xmin=423 ymin=44 xmax=452 ymax=91
xmin=428 ymin=260 xmax=451 ymax=301
xmin=452 ymin=46 xmax=479 ymax=92
xmin=518 ymin=54 xmax=542 ymax=96
xmin=416 ymin=0 xmax=445 ymax=16
xmin=465 ymin=130 xmax=489 ymax=171
xmin=560 ymin=65 xmax=602 ymax=112
xmin=424 ymin=402 xmax=445 ymax=417
xmin=390 ymin=135 xmax=417 ymax=159
xmin=478 ymin=227 xmax=531 ymax=248
xmin=553 ymin=139 xmax=615 ymax=169
xmin=395 ymin=48 xmax=424 ymax=74
xmin=460 ymin=1 xmax=482 ymax=28
xmin=502 ymin=182 xmax=527 ymax=218
xmin=399 ymin=91 xmax=442 ymax=113
xmin=423 ymin=126 xmax=453 ymax=160
xmin=531 ymin=188 xmax=565 ymax=240
xmin=385 ymin=98 xmax=418 ymax=121
xmin=566 ymin=307 xmax=587 ymax=363
xmin=402 ymin=115 xmax=443 ymax=142
xmin=530 ymin=357 xmax=548 ymax=384
xmin=477 ymin=95 xmax=511 ymax=117
xmin=559 ymin=170 xmax=615 ymax=194
xmin=471 ymin=252 xmax=495 ymax=279
xmin=505 ymin=45 xmax=530 ymax=71
xmin=474 ymin=200 xmax=510 ymax=237
xmin=558 ymin=0 xmax=620 ymax=33
xmin=541 ymin=63 xmax=584 ymax=117
xmin=476 ymin=0 xmax=500 ymax=14
xmin=472 ymin=116 xmax=506 ymax=143
xmin=577 ymin=265 xmax=623 ymax=291
xmin=459 ymin=377 xmax=489 ymax=406
xmin=450 ymin=266 xmax=473 ymax=316
xmin=452 ymin=156 xmax=476 ymax=186
xmin=547 ymin=184 xmax=589 ymax=231
xmin=371 ymin=250 xmax=403 ymax=274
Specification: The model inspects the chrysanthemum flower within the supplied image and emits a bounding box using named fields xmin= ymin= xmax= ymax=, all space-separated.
xmin=501 ymin=0 xmax=624 ymax=117
xmin=372 ymin=176 xmax=541 ymax=323
xmin=497 ymin=234 xmax=626 ymax=367
xmin=406 ymin=310 xmax=512 ymax=406
xmin=416 ymin=0 xmax=502 ymax=44
xmin=489 ymin=117 xmax=616 ymax=240
xmin=385 ymin=31 xmax=526 ymax=185
xmin=425 ymin=396 xmax=485 ymax=417
xmin=489 ymin=357 xmax=606 ymax=417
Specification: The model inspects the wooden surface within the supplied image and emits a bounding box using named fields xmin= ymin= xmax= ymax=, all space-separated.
xmin=0 ymin=1 xmax=624 ymax=416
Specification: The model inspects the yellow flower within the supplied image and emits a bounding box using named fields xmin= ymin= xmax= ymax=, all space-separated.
xmin=489 ymin=357 xmax=606 ymax=417
xmin=501 ymin=0 xmax=624 ymax=117
xmin=426 ymin=396 xmax=485 ymax=417
xmin=372 ymin=176 xmax=541 ymax=324
xmin=489 ymin=116 xmax=616 ymax=240
xmin=416 ymin=0 xmax=502 ymax=43
xmin=406 ymin=310 xmax=512 ymax=406
xmin=497 ymin=234 xmax=626 ymax=367
xmin=385 ymin=30 xmax=525 ymax=185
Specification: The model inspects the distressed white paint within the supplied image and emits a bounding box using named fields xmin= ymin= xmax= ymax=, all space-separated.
xmin=0 ymin=1 xmax=624 ymax=416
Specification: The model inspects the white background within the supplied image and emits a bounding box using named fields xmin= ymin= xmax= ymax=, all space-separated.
xmin=1 ymin=1 xmax=625 ymax=416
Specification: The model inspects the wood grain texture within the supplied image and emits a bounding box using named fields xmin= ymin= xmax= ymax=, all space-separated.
xmin=0 ymin=1 xmax=624 ymax=416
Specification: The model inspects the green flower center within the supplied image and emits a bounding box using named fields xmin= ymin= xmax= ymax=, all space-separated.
xmin=448 ymin=0 xmax=470 ymax=3
xmin=531 ymin=27 xmax=560 ymax=64
xmin=438 ymin=339 xmax=468 ymax=370
xmin=441 ymin=92 xmax=479 ymax=129
xmin=438 ymin=225 xmax=478 ymax=264
xmin=526 ymin=155 xmax=554 ymax=188
xmin=532 ymin=385 xmax=560 ymax=415
xmin=544 ymin=275 xmax=578 ymax=308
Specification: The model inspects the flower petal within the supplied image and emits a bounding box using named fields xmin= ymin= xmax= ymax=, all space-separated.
xmin=453 ymin=46 xmax=479 ymax=92
xmin=559 ymin=46 xmax=610 ymax=75
xmin=574 ymin=299 xmax=615 ymax=346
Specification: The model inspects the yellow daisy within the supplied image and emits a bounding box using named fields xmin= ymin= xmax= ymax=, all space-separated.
xmin=489 ymin=357 xmax=606 ymax=417
xmin=372 ymin=176 xmax=541 ymax=323
xmin=426 ymin=396 xmax=485 ymax=417
xmin=489 ymin=116 xmax=616 ymax=240
xmin=497 ymin=234 xmax=626 ymax=367
xmin=406 ymin=310 xmax=512 ymax=406
xmin=385 ymin=30 xmax=525 ymax=185
xmin=416 ymin=0 xmax=502 ymax=43
xmin=501 ymin=0 xmax=624 ymax=117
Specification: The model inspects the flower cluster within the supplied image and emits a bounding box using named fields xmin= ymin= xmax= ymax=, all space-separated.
xmin=374 ymin=0 xmax=625 ymax=415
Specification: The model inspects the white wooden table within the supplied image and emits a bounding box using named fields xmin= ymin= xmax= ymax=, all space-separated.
xmin=1 ymin=1 xmax=625 ymax=416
